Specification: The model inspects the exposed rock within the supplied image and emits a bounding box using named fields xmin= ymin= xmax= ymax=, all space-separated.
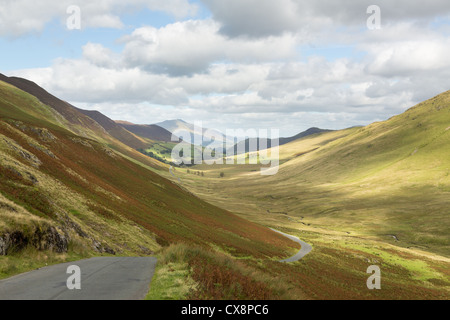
xmin=102 ymin=147 xmax=118 ymax=158
xmin=25 ymin=172 xmax=39 ymax=185
xmin=29 ymin=143 xmax=57 ymax=159
xmin=59 ymin=214 xmax=88 ymax=238
xmin=70 ymin=137 xmax=94 ymax=149
xmin=1 ymin=137 xmax=42 ymax=167
xmin=92 ymin=240 xmax=116 ymax=255
xmin=0 ymin=201 xmax=17 ymax=212
xmin=32 ymin=227 xmax=68 ymax=253
xmin=29 ymin=127 xmax=57 ymax=142
xmin=104 ymin=247 xmax=116 ymax=255
xmin=0 ymin=238 xmax=6 ymax=255
xmin=138 ymin=245 xmax=153 ymax=255
xmin=0 ymin=227 xmax=68 ymax=256
xmin=0 ymin=231 xmax=28 ymax=255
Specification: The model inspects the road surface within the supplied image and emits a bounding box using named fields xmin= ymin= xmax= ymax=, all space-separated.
xmin=271 ymin=229 xmax=313 ymax=263
xmin=0 ymin=257 xmax=157 ymax=300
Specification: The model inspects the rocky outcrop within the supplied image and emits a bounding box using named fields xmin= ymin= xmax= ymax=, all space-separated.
xmin=92 ymin=240 xmax=116 ymax=255
xmin=0 ymin=231 xmax=27 ymax=255
xmin=1 ymin=136 xmax=42 ymax=167
xmin=0 ymin=226 xmax=68 ymax=256
xmin=31 ymin=226 xmax=68 ymax=253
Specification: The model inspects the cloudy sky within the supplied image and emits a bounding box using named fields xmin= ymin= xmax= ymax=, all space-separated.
xmin=1 ymin=0 xmax=450 ymax=136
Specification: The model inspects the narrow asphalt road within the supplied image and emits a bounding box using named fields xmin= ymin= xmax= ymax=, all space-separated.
xmin=0 ymin=257 xmax=157 ymax=300
xmin=271 ymin=229 xmax=313 ymax=263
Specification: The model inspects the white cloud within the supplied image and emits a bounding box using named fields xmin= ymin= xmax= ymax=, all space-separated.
xmin=0 ymin=0 xmax=198 ymax=37
xmin=82 ymin=43 xmax=119 ymax=68
xmin=120 ymin=20 xmax=298 ymax=75
xmin=365 ymin=39 xmax=450 ymax=77
xmin=202 ymin=0 xmax=450 ymax=38
xmin=5 ymin=1 xmax=450 ymax=136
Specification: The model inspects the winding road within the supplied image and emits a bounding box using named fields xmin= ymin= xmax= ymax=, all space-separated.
xmin=271 ymin=229 xmax=313 ymax=263
xmin=0 ymin=229 xmax=310 ymax=300
xmin=0 ymin=257 xmax=157 ymax=300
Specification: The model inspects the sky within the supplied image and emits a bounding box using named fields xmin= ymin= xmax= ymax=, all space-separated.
xmin=1 ymin=0 xmax=450 ymax=137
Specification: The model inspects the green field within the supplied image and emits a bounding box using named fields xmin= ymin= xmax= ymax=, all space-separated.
xmin=154 ymin=92 xmax=450 ymax=299
xmin=1 ymin=78 xmax=449 ymax=300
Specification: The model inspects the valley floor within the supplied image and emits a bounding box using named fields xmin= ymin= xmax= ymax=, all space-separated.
xmin=154 ymin=165 xmax=450 ymax=300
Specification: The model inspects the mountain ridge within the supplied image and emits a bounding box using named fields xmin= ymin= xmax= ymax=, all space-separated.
xmin=114 ymin=121 xmax=174 ymax=143
xmin=0 ymin=75 xmax=296 ymax=262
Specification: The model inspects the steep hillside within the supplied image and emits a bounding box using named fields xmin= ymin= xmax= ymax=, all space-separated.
xmin=0 ymin=74 xmax=164 ymax=170
xmin=0 ymin=74 xmax=106 ymax=138
xmin=174 ymin=91 xmax=450 ymax=256
xmin=0 ymin=78 xmax=298 ymax=273
xmin=77 ymin=110 xmax=149 ymax=149
xmin=279 ymin=127 xmax=334 ymax=145
xmin=115 ymin=121 xmax=174 ymax=142
xmin=157 ymin=92 xmax=450 ymax=299
xmin=228 ymin=127 xmax=333 ymax=155
xmin=156 ymin=119 xmax=235 ymax=147
xmin=279 ymin=91 xmax=450 ymax=184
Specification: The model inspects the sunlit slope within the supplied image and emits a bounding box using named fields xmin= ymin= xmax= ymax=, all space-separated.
xmin=281 ymin=91 xmax=450 ymax=183
xmin=76 ymin=109 xmax=150 ymax=149
xmin=0 ymin=76 xmax=165 ymax=171
xmin=273 ymin=91 xmax=450 ymax=253
xmin=0 ymin=79 xmax=298 ymax=261
xmin=179 ymin=92 xmax=450 ymax=255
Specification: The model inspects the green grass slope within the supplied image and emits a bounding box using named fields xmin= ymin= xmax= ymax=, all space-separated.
xmin=0 ymin=78 xmax=299 ymax=280
xmin=275 ymin=91 xmax=450 ymax=254
xmin=115 ymin=121 xmax=174 ymax=143
xmin=159 ymin=92 xmax=450 ymax=299
xmin=0 ymin=74 xmax=165 ymax=171
xmin=177 ymin=91 xmax=450 ymax=256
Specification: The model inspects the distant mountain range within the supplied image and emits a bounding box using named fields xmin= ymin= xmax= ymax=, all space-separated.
xmin=153 ymin=119 xmax=333 ymax=154
xmin=155 ymin=119 xmax=237 ymax=147
xmin=228 ymin=127 xmax=333 ymax=155
xmin=1 ymin=72 xmax=449 ymax=300
xmin=0 ymin=73 xmax=337 ymax=160
xmin=0 ymin=73 xmax=151 ymax=150
xmin=115 ymin=121 xmax=174 ymax=142
xmin=0 ymin=72 xmax=290 ymax=261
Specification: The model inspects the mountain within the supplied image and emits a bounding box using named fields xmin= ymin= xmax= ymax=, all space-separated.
xmin=76 ymin=109 xmax=148 ymax=149
xmin=155 ymin=119 xmax=191 ymax=134
xmin=155 ymin=119 xmax=236 ymax=147
xmin=115 ymin=121 xmax=174 ymax=142
xmin=279 ymin=127 xmax=333 ymax=145
xmin=156 ymin=91 xmax=450 ymax=299
xmin=228 ymin=127 xmax=333 ymax=155
xmin=0 ymin=73 xmax=155 ymax=163
xmin=0 ymin=74 xmax=104 ymax=136
xmin=1 ymin=75 xmax=448 ymax=300
xmin=184 ymin=90 xmax=450 ymax=256
xmin=0 ymin=76 xmax=296 ymax=264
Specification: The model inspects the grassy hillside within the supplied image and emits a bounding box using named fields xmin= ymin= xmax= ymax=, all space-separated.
xmin=159 ymin=92 xmax=450 ymax=299
xmin=115 ymin=121 xmax=174 ymax=143
xmin=0 ymin=79 xmax=299 ymax=281
xmin=77 ymin=109 xmax=149 ymax=150
xmin=229 ymin=127 xmax=333 ymax=155
xmin=1 ymin=76 xmax=448 ymax=299
xmin=179 ymin=92 xmax=450 ymax=255
xmin=0 ymin=74 xmax=166 ymax=171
